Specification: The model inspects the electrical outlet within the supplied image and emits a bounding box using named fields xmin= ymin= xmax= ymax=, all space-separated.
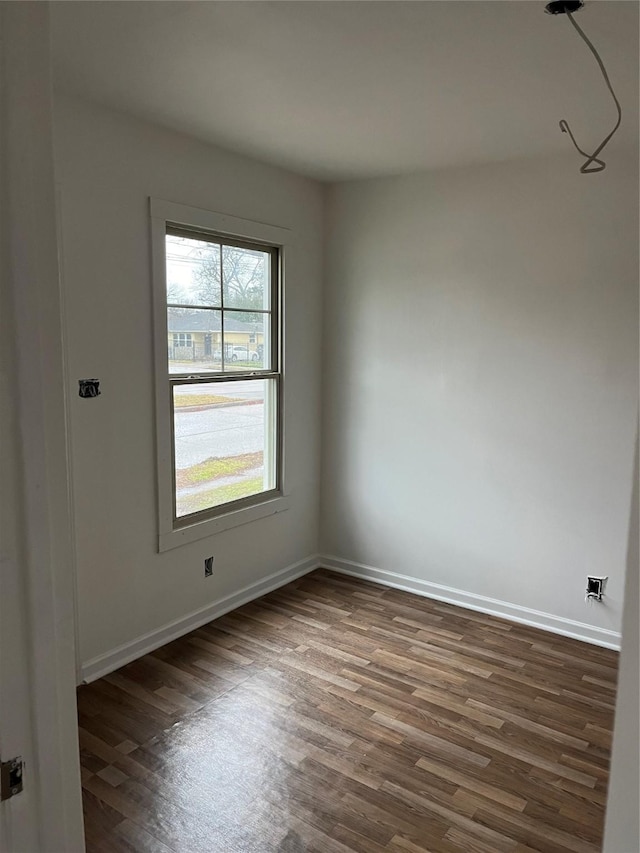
xmin=586 ymin=575 xmax=607 ymax=601
xmin=1 ymin=757 xmax=23 ymax=801
xmin=204 ymin=556 xmax=214 ymax=578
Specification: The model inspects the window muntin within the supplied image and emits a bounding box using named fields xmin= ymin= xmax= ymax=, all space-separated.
xmin=164 ymin=227 xmax=280 ymax=525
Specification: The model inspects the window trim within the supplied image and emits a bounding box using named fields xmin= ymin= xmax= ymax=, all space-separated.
xmin=150 ymin=198 xmax=291 ymax=552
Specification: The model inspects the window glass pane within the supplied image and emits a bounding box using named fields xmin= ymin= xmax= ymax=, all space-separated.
xmin=222 ymin=244 xmax=271 ymax=311
xmin=173 ymin=379 xmax=277 ymax=518
xmin=222 ymin=312 xmax=271 ymax=372
xmin=167 ymin=307 xmax=222 ymax=373
xmin=166 ymin=233 xmax=221 ymax=307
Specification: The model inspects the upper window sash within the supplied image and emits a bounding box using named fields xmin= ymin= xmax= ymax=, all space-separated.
xmin=164 ymin=224 xmax=280 ymax=380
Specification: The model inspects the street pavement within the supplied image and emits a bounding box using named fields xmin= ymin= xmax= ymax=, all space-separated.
xmin=174 ymin=402 xmax=265 ymax=469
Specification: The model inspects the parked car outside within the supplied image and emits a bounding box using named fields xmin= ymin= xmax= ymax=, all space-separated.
xmin=213 ymin=346 xmax=259 ymax=362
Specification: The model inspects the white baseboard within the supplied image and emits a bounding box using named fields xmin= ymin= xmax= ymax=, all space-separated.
xmin=81 ymin=552 xmax=621 ymax=683
xmin=80 ymin=555 xmax=320 ymax=683
xmin=319 ymin=554 xmax=621 ymax=651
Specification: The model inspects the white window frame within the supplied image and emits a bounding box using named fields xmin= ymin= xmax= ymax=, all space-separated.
xmin=150 ymin=198 xmax=290 ymax=552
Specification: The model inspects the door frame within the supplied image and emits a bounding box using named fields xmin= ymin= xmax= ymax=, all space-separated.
xmin=0 ymin=3 xmax=85 ymax=850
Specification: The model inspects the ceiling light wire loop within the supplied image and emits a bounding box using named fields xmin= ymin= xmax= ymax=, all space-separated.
xmin=558 ymin=10 xmax=622 ymax=174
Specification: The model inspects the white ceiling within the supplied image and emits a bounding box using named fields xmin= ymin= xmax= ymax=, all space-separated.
xmin=51 ymin=1 xmax=639 ymax=181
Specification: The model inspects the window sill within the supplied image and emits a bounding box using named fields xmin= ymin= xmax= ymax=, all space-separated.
xmin=158 ymin=494 xmax=291 ymax=553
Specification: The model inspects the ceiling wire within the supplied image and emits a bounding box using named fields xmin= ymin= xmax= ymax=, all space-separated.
xmin=559 ymin=11 xmax=622 ymax=173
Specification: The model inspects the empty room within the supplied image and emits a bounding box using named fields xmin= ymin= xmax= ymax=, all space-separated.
xmin=1 ymin=1 xmax=638 ymax=852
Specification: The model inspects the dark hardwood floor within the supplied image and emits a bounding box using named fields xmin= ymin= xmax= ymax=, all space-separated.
xmin=78 ymin=569 xmax=618 ymax=853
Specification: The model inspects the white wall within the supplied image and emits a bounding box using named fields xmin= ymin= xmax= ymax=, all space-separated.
xmin=322 ymin=150 xmax=638 ymax=640
xmin=603 ymin=430 xmax=639 ymax=853
xmin=53 ymin=89 xmax=636 ymax=671
xmin=53 ymin=95 xmax=324 ymax=669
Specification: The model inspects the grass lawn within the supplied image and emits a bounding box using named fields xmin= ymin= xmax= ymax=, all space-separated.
xmin=176 ymin=475 xmax=264 ymax=516
xmin=174 ymin=393 xmax=238 ymax=408
xmin=175 ymin=451 xmax=263 ymax=489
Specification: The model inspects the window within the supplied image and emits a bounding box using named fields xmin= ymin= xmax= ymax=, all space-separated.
xmin=172 ymin=333 xmax=192 ymax=348
xmin=151 ymin=200 xmax=289 ymax=551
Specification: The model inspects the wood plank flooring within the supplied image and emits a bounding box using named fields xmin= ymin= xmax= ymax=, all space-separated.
xmin=78 ymin=569 xmax=618 ymax=853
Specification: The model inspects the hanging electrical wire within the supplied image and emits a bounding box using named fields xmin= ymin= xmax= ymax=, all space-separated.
xmin=545 ymin=0 xmax=622 ymax=174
